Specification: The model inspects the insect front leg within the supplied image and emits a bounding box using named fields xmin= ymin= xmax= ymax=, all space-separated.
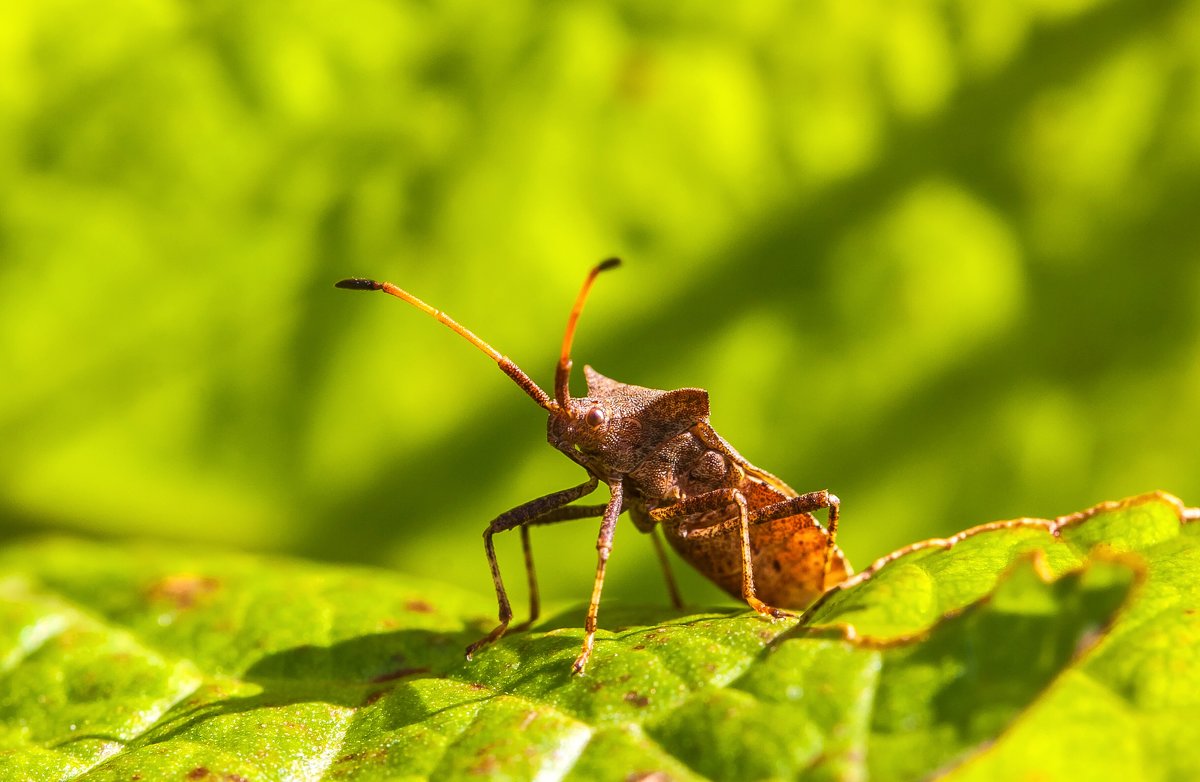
xmin=650 ymin=489 xmax=790 ymax=620
xmin=515 ymin=502 xmax=612 ymax=631
xmin=466 ymin=477 xmax=599 ymax=661
xmin=572 ymin=479 xmax=624 ymax=676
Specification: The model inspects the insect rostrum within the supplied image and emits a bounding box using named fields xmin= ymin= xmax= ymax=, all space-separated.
xmin=336 ymin=259 xmax=848 ymax=675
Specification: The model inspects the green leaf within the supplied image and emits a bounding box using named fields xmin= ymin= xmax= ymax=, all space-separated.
xmin=1 ymin=492 xmax=1196 ymax=781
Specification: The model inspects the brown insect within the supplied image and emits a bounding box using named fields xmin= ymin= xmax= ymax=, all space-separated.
xmin=336 ymin=259 xmax=849 ymax=674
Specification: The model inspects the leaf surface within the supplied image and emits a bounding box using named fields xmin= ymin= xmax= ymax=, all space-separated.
xmin=0 ymin=492 xmax=1195 ymax=781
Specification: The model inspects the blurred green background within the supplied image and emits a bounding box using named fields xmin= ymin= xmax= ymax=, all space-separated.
xmin=2 ymin=0 xmax=1198 ymax=610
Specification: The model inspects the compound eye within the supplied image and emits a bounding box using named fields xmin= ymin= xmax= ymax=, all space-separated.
xmin=584 ymin=406 xmax=607 ymax=428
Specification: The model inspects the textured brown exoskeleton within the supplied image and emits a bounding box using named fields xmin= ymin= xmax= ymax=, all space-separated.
xmin=336 ymin=260 xmax=849 ymax=674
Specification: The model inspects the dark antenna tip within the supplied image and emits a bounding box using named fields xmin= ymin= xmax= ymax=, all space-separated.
xmin=598 ymin=257 xmax=621 ymax=272
xmin=335 ymin=278 xmax=381 ymax=290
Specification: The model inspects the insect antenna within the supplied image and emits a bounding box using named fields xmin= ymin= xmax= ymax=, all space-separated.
xmin=555 ymin=257 xmax=621 ymax=407
xmin=335 ymin=276 xmax=553 ymax=410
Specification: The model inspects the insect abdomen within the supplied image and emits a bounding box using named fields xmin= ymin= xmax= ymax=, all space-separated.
xmin=661 ymin=477 xmax=850 ymax=609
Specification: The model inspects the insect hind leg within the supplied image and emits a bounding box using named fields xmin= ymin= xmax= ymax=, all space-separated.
xmin=651 ymin=488 xmax=789 ymax=619
xmin=749 ymin=489 xmax=841 ymax=587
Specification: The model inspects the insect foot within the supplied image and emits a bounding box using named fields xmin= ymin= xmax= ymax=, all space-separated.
xmin=337 ymin=259 xmax=849 ymax=675
xmin=746 ymin=596 xmax=796 ymax=620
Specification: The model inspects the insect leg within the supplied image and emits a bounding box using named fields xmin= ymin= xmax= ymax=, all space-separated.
xmin=572 ymin=479 xmax=624 ymax=675
xmin=649 ymin=526 xmax=685 ymax=610
xmin=519 ymin=526 xmax=536 ymax=631
xmin=513 ymin=503 xmax=610 ymax=632
xmin=748 ymin=490 xmax=841 ymax=587
xmin=681 ymin=490 xmax=838 ymax=538
xmin=651 ymin=490 xmax=789 ymax=619
xmin=630 ymin=504 xmax=685 ymax=610
xmin=466 ymin=477 xmax=599 ymax=661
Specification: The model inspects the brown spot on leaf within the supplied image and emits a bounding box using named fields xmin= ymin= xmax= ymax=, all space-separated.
xmin=186 ymin=769 xmax=209 ymax=780
xmin=470 ymin=754 xmax=499 ymax=776
xmin=405 ymin=599 xmax=435 ymax=613
xmin=337 ymin=748 xmax=388 ymax=766
xmin=147 ymin=574 xmax=220 ymax=609
xmin=624 ymin=691 xmax=650 ymax=708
